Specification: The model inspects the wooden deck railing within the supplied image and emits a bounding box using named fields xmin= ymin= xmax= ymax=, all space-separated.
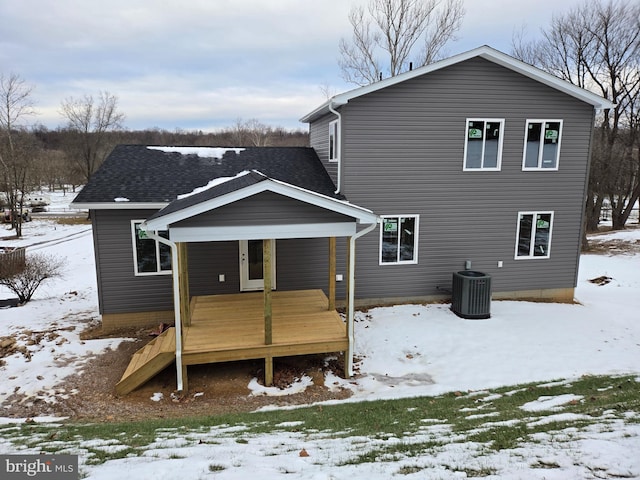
xmin=0 ymin=247 xmax=26 ymax=276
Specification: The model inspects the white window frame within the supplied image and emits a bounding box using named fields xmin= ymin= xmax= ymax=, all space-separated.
xmin=131 ymin=220 xmax=172 ymax=276
xmin=514 ymin=211 xmax=554 ymax=260
xmin=329 ymin=119 xmax=339 ymax=163
xmin=379 ymin=215 xmax=419 ymax=265
xmin=463 ymin=118 xmax=504 ymax=171
xmin=522 ymin=119 xmax=563 ymax=171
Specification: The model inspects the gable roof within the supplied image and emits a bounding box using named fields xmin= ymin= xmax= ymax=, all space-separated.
xmin=71 ymin=145 xmax=342 ymax=209
xmin=300 ymin=45 xmax=615 ymax=123
xmin=144 ymin=169 xmax=378 ymax=234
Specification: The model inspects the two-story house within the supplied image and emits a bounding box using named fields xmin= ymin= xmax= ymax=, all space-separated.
xmin=300 ymin=45 xmax=613 ymax=306
xmin=71 ymin=46 xmax=613 ymax=393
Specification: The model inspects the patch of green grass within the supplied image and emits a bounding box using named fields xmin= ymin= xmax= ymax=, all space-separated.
xmin=209 ymin=464 xmax=226 ymax=472
xmin=0 ymin=375 xmax=637 ymax=467
xmin=531 ymin=460 xmax=561 ymax=469
xmin=397 ymin=465 xmax=424 ymax=475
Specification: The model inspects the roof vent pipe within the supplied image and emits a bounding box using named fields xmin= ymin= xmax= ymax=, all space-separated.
xmin=328 ymin=101 xmax=342 ymax=194
xmin=409 ymin=62 xmax=413 ymax=71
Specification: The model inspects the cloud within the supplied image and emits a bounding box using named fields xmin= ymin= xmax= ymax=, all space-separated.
xmin=2 ymin=0 xmax=589 ymax=132
xmin=2 ymin=0 xmax=356 ymax=130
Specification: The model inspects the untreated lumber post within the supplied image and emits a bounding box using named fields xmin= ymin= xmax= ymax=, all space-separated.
xmin=328 ymin=237 xmax=336 ymax=311
xmin=177 ymin=242 xmax=190 ymax=327
xmin=263 ymin=239 xmax=273 ymax=386
xmin=181 ymin=363 xmax=189 ymax=393
xmin=265 ymin=355 xmax=273 ymax=387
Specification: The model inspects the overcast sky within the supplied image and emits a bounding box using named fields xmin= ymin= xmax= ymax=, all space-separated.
xmin=1 ymin=0 xmax=586 ymax=132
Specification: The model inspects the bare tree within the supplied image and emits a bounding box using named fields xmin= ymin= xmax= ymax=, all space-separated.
xmin=0 ymin=252 xmax=64 ymax=304
xmin=225 ymin=118 xmax=273 ymax=146
xmin=0 ymin=73 xmax=38 ymax=237
xmin=339 ymin=0 xmax=464 ymax=85
xmin=512 ymin=0 xmax=640 ymax=232
xmin=59 ymin=91 xmax=125 ymax=183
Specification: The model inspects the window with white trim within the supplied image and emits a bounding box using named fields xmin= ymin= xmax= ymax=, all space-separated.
xmin=380 ymin=215 xmax=418 ymax=264
xmin=464 ymin=119 xmax=504 ymax=170
xmin=131 ymin=220 xmax=172 ymax=275
xmin=515 ymin=212 xmax=554 ymax=259
xmin=329 ymin=119 xmax=339 ymax=162
xmin=523 ymin=120 xmax=562 ymax=170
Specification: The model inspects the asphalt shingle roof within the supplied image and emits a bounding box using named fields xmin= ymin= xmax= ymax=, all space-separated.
xmin=146 ymin=170 xmax=270 ymax=221
xmin=73 ymin=145 xmax=342 ymax=204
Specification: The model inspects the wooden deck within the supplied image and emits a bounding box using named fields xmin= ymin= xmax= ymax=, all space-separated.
xmin=183 ymin=289 xmax=348 ymax=365
xmin=116 ymin=289 xmax=348 ymax=394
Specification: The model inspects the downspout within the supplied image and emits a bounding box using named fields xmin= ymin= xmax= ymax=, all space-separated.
xmin=328 ymin=101 xmax=342 ymax=194
xmin=346 ymin=220 xmax=379 ymax=376
xmin=141 ymin=228 xmax=184 ymax=392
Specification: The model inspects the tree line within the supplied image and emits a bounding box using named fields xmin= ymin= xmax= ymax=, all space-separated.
xmin=0 ymin=80 xmax=308 ymax=237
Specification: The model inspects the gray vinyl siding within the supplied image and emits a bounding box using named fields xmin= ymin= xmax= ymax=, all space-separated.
xmin=92 ymin=208 xmax=343 ymax=313
xmin=309 ymin=113 xmax=339 ymax=184
xmin=92 ymin=209 xmax=173 ymax=314
xmin=188 ymin=238 xmax=346 ymax=298
xmin=338 ymin=57 xmax=594 ymax=299
xmin=173 ymin=191 xmax=351 ymax=228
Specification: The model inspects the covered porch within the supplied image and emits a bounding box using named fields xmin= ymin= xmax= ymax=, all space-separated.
xmin=119 ymin=170 xmax=378 ymax=394
xmin=115 ymin=289 xmax=348 ymax=395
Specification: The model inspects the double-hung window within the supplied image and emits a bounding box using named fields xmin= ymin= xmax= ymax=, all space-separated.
xmin=380 ymin=215 xmax=419 ymax=265
xmin=131 ymin=220 xmax=172 ymax=275
xmin=464 ymin=119 xmax=504 ymax=170
xmin=515 ymin=212 xmax=554 ymax=259
xmin=329 ymin=119 xmax=339 ymax=162
xmin=523 ymin=120 xmax=562 ymax=170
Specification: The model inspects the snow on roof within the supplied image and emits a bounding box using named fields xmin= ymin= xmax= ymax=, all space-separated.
xmin=147 ymin=146 xmax=245 ymax=158
xmin=114 ymin=197 xmax=130 ymax=202
xmin=176 ymin=170 xmax=253 ymax=199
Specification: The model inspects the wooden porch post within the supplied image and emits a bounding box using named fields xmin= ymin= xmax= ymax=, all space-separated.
xmin=328 ymin=237 xmax=336 ymax=311
xmin=177 ymin=242 xmax=191 ymax=392
xmin=263 ymin=239 xmax=273 ymax=386
xmin=177 ymin=243 xmax=191 ymax=327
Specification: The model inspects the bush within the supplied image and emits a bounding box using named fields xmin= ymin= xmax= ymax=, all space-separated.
xmin=0 ymin=252 xmax=64 ymax=303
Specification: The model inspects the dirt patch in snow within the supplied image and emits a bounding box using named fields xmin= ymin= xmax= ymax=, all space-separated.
xmin=1 ymin=326 xmax=353 ymax=422
xmin=585 ymin=225 xmax=640 ymax=255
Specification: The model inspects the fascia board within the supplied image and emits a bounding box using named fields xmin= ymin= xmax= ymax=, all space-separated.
xmin=266 ymin=180 xmax=378 ymax=224
xmin=169 ymin=222 xmax=357 ymax=242
xmin=299 ymin=46 xmax=614 ymax=123
xmin=146 ymin=179 xmax=379 ymax=231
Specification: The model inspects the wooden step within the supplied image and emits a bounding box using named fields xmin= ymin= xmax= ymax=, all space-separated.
xmin=115 ymin=328 xmax=176 ymax=396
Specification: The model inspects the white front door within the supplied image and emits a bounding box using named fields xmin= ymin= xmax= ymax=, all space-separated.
xmin=239 ymin=239 xmax=276 ymax=291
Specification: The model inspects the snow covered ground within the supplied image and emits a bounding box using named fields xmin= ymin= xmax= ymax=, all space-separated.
xmin=1 ymin=190 xmax=639 ymax=478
